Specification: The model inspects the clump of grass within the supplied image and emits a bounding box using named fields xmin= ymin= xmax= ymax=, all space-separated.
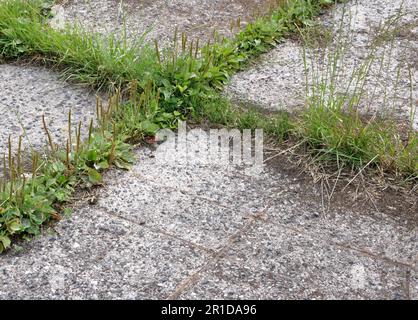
xmin=0 ymin=0 xmax=325 ymax=91
xmin=192 ymin=93 xmax=294 ymax=141
xmin=296 ymin=99 xmax=418 ymax=178
xmin=295 ymin=1 xmax=418 ymax=180
xmin=0 ymin=0 xmax=159 ymax=91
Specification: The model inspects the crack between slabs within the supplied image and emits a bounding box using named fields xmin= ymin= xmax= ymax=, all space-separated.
xmin=166 ymin=207 xmax=271 ymax=300
xmin=95 ymin=200 xmax=272 ymax=299
xmin=83 ymin=187 xmax=272 ymax=298
xmin=273 ymin=221 xmax=416 ymax=270
xmin=97 ymin=205 xmax=217 ymax=255
xmin=334 ymin=242 xmax=415 ymax=270
xmin=72 ymin=182 xmax=252 ymax=258
xmin=81 ymin=171 xmax=417 ymax=280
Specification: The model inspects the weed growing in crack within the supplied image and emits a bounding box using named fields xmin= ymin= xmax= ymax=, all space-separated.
xmin=296 ymin=1 xmax=418 ymax=179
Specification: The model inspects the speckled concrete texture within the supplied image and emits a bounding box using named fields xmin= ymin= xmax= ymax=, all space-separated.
xmin=0 ymin=206 xmax=207 ymax=299
xmin=227 ymin=0 xmax=418 ymax=129
xmin=412 ymin=271 xmax=418 ymax=300
xmin=0 ymin=0 xmax=417 ymax=300
xmin=0 ymin=147 xmax=416 ymax=299
xmin=179 ymin=224 xmax=410 ymax=300
xmin=55 ymin=0 xmax=273 ymax=44
xmin=0 ymin=64 xmax=97 ymax=157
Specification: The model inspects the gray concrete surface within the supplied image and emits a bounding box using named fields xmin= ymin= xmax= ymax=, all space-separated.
xmin=0 ymin=0 xmax=417 ymax=300
xmin=0 ymin=147 xmax=416 ymax=299
xmin=53 ymin=0 xmax=273 ymax=44
xmin=227 ymin=0 xmax=418 ymax=129
xmin=0 ymin=64 xmax=97 ymax=158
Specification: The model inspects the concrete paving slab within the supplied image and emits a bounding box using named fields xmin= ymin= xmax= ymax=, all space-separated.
xmin=0 ymin=205 xmax=208 ymax=300
xmin=263 ymin=186 xmax=418 ymax=267
xmin=125 ymin=147 xmax=418 ymax=265
xmin=100 ymin=147 xmax=418 ymax=266
xmin=0 ymin=64 xmax=97 ymax=157
xmin=100 ymin=146 xmax=311 ymax=217
xmin=226 ymin=0 xmax=418 ymax=129
xmin=0 ymin=146 xmax=416 ymax=299
xmin=126 ymin=148 xmax=282 ymax=213
xmin=97 ymin=176 xmax=249 ymax=251
xmin=179 ymin=221 xmax=410 ymax=300
xmin=57 ymin=0 xmax=273 ymax=44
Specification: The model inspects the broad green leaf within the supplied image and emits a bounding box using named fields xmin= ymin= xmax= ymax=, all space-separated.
xmin=139 ymin=120 xmax=160 ymax=134
xmin=8 ymin=220 xmax=22 ymax=233
xmin=21 ymin=218 xmax=31 ymax=229
xmin=30 ymin=211 xmax=46 ymax=225
xmin=94 ymin=161 xmax=109 ymax=170
xmin=87 ymin=149 xmax=98 ymax=162
xmin=0 ymin=236 xmax=11 ymax=250
xmin=56 ymin=190 xmax=69 ymax=202
xmin=114 ymin=159 xmax=132 ymax=171
xmin=87 ymin=168 xmax=103 ymax=185
xmin=51 ymin=161 xmax=66 ymax=173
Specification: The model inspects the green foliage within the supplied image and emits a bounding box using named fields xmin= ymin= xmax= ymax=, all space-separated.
xmin=0 ymin=0 xmax=416 ymax=254
xmin=0 ymin=94 xmax=138 ymax=251
xmin=0 ymin=0 xmax=159 ymax=90
xmin=297 ymin=99 xmax=418 ymax=178
xmin=191 ymin=93 xmax=293 ymax=141
xmin=296 ymin=12 xmax=418 ymax=179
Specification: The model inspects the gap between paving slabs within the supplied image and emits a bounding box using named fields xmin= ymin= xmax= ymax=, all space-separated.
xmin=0 ymin=205 xmax=211 ymax=299
xmin=176 ymin=220 xmax=414 ymax=299
xmin=0 ymin=146 xmax=275 ymax=299
xmin=55 ymin=0 xmax=276 ymax=45
xmin=95 ymin=148 xmax=277 ymax=251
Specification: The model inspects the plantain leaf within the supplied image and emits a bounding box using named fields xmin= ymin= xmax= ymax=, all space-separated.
xmin=87 ymin=168 xmax=103 ymax=185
